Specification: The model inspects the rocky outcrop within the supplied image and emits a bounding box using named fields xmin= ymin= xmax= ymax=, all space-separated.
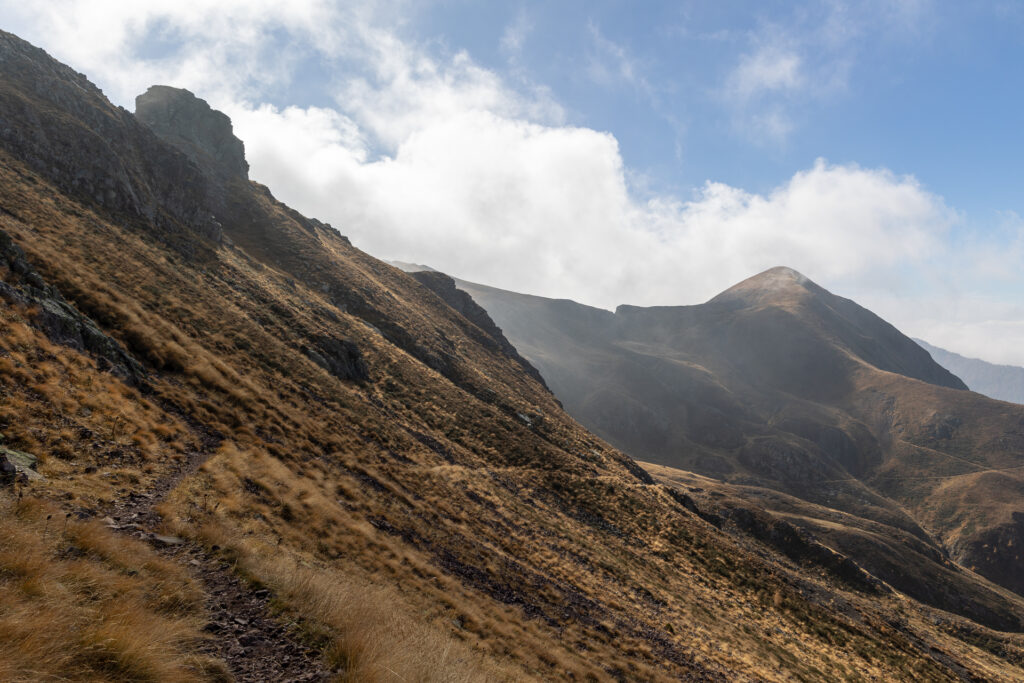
xmin=738 ymin=437 xmax=833 ymax=483
xmin=721 ymin=504 xmax=888 ymax=595
xmin=129 ymin=88 xmax=523 ymax=402
xmin=303 ymin=335 xmax=368 ymax=383
xmin=133 ymin=86 xmax=252 ymax=241
xmin=0 ymin=30 xmax=223 ymax=247
xmin=411 ymin=271 xmax=548 ymax=388
xmin=0 ymin=229 xmax=145 ymax=385
xmin=0 ymin=446 xmax=41 ymax=483
xmin=951 ymin=513 xmax=1024 ymax=598
xmin=135 ymin=86 xmax=248 ymax=181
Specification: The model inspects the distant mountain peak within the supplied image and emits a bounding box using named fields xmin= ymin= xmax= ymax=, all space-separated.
xmin=135 ymin=85 xmax=248 ymax=180
xmin=710 ymin=265 xmax=816 ymax=307
xmin=759 ymin=265 xmax=809 ymax=281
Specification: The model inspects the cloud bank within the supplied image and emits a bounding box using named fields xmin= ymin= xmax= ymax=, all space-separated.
xmin=2 ymin=0 xmax=1023 ymax=365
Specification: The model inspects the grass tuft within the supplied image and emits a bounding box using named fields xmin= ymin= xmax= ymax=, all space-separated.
xmin=0 ymin=495 xmax=223 ymax=681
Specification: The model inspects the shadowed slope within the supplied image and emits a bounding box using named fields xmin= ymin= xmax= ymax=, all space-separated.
xmin=461 ymin=268 xmax=1024 ymax=626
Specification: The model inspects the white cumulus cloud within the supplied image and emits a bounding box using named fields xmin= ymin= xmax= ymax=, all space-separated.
xmin=2 ymin=0 xmax=1023 ymax=365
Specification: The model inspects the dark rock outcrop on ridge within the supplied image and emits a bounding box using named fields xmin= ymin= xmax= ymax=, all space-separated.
xmin=135 ymin=85 xmax=248 ymax=181
xmin=303 ymin=335 xmax=369 ymax=383
xmin=411 ymin=270 xmax=548 ymax=388
xmin=128 ymin=84 xmax=514 ymax=400
xmin=0 ymin=30 xmax=224 ymax=247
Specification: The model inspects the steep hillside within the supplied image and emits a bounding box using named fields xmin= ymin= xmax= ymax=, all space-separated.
xmin=2 ymin=29 xmax=1024 ymax=681
xmin=917 ymin=338 xmax=1024 ymax=404
xmin=461 ymin=268 xmax=1024 ymax=627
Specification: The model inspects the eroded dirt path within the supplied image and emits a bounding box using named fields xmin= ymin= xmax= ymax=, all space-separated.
xmin=102 ymin=407 xmax=335 ymax=682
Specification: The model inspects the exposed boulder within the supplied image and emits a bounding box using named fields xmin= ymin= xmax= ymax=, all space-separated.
xmin=0 ymin=446 xmax=42 ymax=483
xmin=0 ymin=453 xmax=14 ymax=482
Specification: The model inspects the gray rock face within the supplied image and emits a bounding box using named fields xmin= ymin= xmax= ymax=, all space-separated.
xmin=0 ymin=229 xmax=146 ymax=385
xmin=302 ymin=336 xmax=368 ymax=382
xmin=0 ymin=452 xmax=15 ymax=481
xmin=0 ymin=30 xmax=223 ymax=247
xmin=135 ymin=85 xmax=248 ymax=181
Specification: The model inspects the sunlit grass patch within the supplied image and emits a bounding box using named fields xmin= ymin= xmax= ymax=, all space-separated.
xmin=0 ymin=496 xmax=226 ymax=681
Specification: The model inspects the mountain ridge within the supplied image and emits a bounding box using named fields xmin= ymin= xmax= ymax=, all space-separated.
xmin=459 ymin=268 xmax=1024 ymax=626
xmin=617 ymin=266 xmax=967 ymax=392
xmin=2 ymin=28 xmax=1024 ymax=681
xmin=916 ymin=337 xmax=1024 ymax=404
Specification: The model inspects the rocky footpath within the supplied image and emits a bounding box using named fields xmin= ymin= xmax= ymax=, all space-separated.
xmin=94 ymin=418 xmax=334 ymax=682
xmin=108 ymin=522 xmax=334 ymax=682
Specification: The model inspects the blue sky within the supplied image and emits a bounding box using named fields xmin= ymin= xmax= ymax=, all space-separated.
xmin=3 ymin=0 xmax=1024 ymax=364
xmin=191 ymin=0 xmax=1024 ymax=219
xmin=404 ymin=1 xmax=1024 ymax=217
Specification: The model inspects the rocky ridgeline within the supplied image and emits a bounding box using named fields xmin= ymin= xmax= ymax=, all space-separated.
xmin=0 ymin=30 xmax=223 ymax=247
xmin=0 ymin=33 xmax=374 ymax=386
xmin=134 ymin=85 xmax=343 ymax=240
xmin=411 ymin=270 xmax=548 ymax=388
xmin=0 ymin=30 xmax=557 ymax=409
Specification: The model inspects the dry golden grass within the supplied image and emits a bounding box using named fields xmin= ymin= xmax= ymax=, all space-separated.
xmin=160 ymin=445 xmax=531 ymax=681
xmin=0 ymin=143 xmax=1022 ymax=682
xmin=246 ymin=551 xmax=522 ymax=682
xmin=0 ymin=305 xmax=197 ymax=509
xmin=0 ymin=495 xmax=227 ymax=682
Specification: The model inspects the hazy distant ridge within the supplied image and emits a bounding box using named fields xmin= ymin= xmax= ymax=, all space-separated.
xmin=916 ymin=338 xmax=1024 ymax=404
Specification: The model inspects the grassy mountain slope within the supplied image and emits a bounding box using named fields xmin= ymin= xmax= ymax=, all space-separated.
xmin=1 ymin=29 xmax=1024 ymax=681
xmin=460 ymin=268 xmax=1024 ymax=629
